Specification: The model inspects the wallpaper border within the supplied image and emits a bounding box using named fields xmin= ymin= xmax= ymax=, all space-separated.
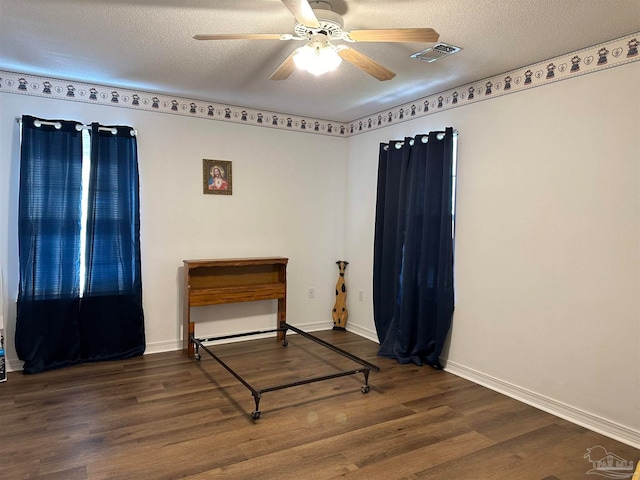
xmin=347 ymin=32 xmax=639 ymax=136
xmin=1 ymin=32 xmax=637 ymax=137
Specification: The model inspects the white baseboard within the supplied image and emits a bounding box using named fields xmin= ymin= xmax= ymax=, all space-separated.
xmin=346 ymin=323 xmax=379 ymax=343
xmin=294 ymin=320 xmax=334 ymax=332
xmin=443 ymin=359 xmax=640 ymax=449
xmin=5 ymin=321 xmax=337 ymax=371
xmin=5 ymin=357 xmax=19 ymax=373
xmin=145 ymin=339 xmax=182 ymax=354
xmin=145 ymin=320 xmax=334 ymax=354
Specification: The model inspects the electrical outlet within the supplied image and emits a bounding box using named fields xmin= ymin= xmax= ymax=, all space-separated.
xmin=358 ymin=290 xmax=364 ymax=301
xmin=308 ymin=287 xmax=315 ymax=299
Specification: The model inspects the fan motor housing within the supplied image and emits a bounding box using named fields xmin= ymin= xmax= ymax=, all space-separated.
xmin=294 ymin=9 xmax=344 ymax=38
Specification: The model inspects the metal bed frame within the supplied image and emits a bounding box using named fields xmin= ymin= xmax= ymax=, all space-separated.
xmin=191 ymin=322 xmax=380 ymax=420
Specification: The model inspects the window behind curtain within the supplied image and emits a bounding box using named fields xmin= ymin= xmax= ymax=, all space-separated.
xmin=16 ymin=116 xmax=145 ymax=374
xmin=16 ymin=116 xmax=84 ymax=372
xmin=18 ymin=116 xmax=84 ymax=301
xmin=78 ymin=123 xmax=145 ymax=362
xmin=373 ymin=129 xmax=456 ymax=368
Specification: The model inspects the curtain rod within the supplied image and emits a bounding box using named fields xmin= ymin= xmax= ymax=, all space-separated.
xmin=15 ymin=117 xmax=137 ymax=136
xmin=383 ymin=130 xmax=458 ymax=150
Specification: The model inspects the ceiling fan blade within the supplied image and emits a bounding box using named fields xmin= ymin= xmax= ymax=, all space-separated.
xmin=194 ymin=33 xmax=286 ymax=41
xmin=346 ymin=28 xmax=440 ymax=43
xmin=281 ymin=0 xmax=320 ymax=28
xmin=338 ymin=47 xmax=396 ymax=81
xmin=270 ymin=51 xmax=298 ymax=80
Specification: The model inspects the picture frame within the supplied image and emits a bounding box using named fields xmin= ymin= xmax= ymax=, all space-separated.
xmin=203 ymin=159 xmax=232 ymax=195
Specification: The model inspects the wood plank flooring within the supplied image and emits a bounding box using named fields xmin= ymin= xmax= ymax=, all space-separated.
xmin=0 ymin=330 xmax=637 ymax=479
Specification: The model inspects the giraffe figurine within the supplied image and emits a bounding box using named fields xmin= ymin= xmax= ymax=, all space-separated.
xmin=332 ymin=260 xmax=349 ymax=331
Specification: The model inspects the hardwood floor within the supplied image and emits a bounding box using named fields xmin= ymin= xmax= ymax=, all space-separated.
xmin=0 ymin=331 xmax=637 ymax=479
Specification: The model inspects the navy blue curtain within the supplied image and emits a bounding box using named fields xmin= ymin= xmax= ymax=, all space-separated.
xmin=16 ymin=117 xmax=145 ymax=373
xmin=373 ymin=128 xmax=455 ymax=368
xmin=16 ymin=115 xmax=84 ymax=373
xmin=79 ymin=124 xmax=145 ymax=361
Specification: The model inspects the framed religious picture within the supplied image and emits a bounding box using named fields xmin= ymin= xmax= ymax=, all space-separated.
xmin=203 ymin=159 xmax=232 ymax=195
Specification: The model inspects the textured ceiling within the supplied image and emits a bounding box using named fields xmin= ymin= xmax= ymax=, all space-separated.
xmin=1 ymin=0 xmax=639 ymax=122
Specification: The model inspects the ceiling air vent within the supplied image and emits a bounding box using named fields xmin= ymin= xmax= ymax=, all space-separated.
xmin=411 ymin=43 xmax=461 ymax=63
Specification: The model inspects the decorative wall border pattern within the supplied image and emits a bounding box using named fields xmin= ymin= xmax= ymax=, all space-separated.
xmin=0 ymin=71 xmax=348 ymax=137
xmin=347 ymin=32 xmax=639 ymax=136
xmin=1 ymin=33 xmax=637 ymax=137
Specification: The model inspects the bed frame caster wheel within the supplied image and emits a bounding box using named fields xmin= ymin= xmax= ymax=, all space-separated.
xmin=282 ymin=339 xmax=288 ymax=347
xmin=361 ymin=385 xmax=370 ymax=394
xmin=251 ymin=410 xmax=261 ymax=420
xmin=194 ymin=353 xmax=201 ymax=361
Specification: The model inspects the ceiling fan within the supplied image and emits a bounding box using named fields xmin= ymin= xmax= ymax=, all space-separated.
xmin=193 ymin=0 xmax=439 ymax=81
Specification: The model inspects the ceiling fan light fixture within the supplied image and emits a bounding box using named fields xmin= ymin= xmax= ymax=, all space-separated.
xmin=194 ymin=0 xmax=438 ymax=82
xmin=293 ymin=43 xmax=342 ymax=76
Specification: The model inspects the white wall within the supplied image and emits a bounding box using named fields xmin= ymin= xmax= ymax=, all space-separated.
xmin=0 ymin=93 xmax=347 ymax=369
xmin=0 ymin=58 xmax=637 ymax=449
xmin=343 ymin=62 xmax=640 ymax=446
